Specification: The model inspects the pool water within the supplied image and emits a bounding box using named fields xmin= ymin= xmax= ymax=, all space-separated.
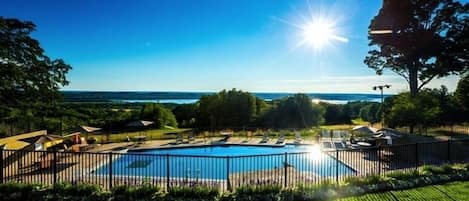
xmin=95 ymin=145 xmax=355 ymax=180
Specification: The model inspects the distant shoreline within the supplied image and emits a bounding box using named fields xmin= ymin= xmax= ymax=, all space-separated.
xmin=61 ymin=91 xmax=392 ymax=104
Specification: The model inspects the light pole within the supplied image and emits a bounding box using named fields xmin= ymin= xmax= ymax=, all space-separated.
xmin=373 ymin=84 xmax=391 ymax=128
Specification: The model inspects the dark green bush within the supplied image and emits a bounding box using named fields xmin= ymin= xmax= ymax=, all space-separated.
xmin=166 ymin=186 xmax=219 ymax=201
xmin=233 ymin=185 xmax=282 ymax=201
xmin=111 ymin=184 xmax=162 ymax=201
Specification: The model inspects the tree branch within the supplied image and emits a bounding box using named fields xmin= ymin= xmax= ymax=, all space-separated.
xmin=418 ymin=74 xmax=438 ymax=91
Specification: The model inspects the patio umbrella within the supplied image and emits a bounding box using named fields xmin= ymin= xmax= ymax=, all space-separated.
xmin=352 ymin=125 xmax=378 ymax=135
xmin=79 ymin=125 xmax=102 ymax=140
xmin=79 ymin=126 xmax=102 ymax=133
xmin=126 ymin=120 xmax=154 ymax=127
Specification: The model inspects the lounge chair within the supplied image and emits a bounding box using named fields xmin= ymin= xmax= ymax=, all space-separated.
xmin=260 ymin=133 xmax=269 ymax=143
xmin=175 ymin=134 xmax=183 ymax=144
xmin=277 ymin=133 xmax=285 ymax=144
xmin=294 ymin=132 xmax=302 ymax=144
xmin=334 ymin=141 xmax=346 ymax=149
xmin=188 ymin=133 xmax=194 ymax=142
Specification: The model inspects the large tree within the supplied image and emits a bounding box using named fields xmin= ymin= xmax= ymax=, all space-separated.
xmin=455 ymin=73 xmax=469 ymax=111
xmin=365 ymin=0 xmax=468 ymax=96
xmin=0 ymin=17 xmax=72 ymax=107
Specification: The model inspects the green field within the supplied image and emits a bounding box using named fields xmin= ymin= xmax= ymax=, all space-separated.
xmin=88 ymin=128 xmax=190 ymax=143
xmin=337 ymin=181 xmax=469 ymax=201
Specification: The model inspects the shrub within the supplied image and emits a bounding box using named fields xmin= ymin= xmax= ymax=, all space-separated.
xmin=385 ymin=170 xmax=420 ymax=181
xmin=234 ymin=185 xmax=282 ymax=201
xmin=166 ymin=186 xmax=219 ymax=201
xmin=111 ymin=184 xmax=161 ymax=201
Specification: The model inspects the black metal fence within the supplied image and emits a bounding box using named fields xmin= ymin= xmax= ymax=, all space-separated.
xmin=1 ymin=139 xmax=469 ymax=191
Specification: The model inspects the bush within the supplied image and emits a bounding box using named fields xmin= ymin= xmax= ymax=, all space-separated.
xmin=166 ymin=186 xmax=219 ymax=201
xmin=111 ymin=184 xmax=161 ymax=201
xmin=233 ymin=185 xmax=282 ymax=201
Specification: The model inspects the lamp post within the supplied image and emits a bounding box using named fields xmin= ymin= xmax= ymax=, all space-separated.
xmin=373 ymin=84 xmax=391 ymax=128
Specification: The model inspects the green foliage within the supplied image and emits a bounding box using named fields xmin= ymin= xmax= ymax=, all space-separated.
xmin=385 ymin=91 xmax=441 ymax=133
xmin=385 ymin=170 xmax=420 ymax=181
xmin=166 ymin=186 xmax=219 ymax=201
xmin=111 ymin=184 xmax=162 ymax=201
xmin=172 ymin=104 xmax=198 ymax=128
xmin=141 ymin=103 xmax=178 ymax=128
xmin=456 ymin=73 xmax=469 ymax=111
xmin=51 ymin=182 xmax=101 ymax=196
xmin=0 ymin=17 xmax=72 ymax=107
xmin=1 ymin=164 xmax=469 ymax=201
xmin=233 ymin=185 xmax=282 ymax=201
xmin=261 ymin=94 xmax=325 ymax=128
xmin=343 ymin=175 xmax=386 ymax=186
xmin=321 ymin=103 xmax=352 ymax=125
xmin=358 ymin=103 xmax=381 ymax=124
xmin=197 ymin=89 xmax=265 ymax=128
xmin=365 ymin=0 xmax=469 ymax=95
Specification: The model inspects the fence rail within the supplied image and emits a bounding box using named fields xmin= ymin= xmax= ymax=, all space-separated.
xmin=1 ymin=139 xmax=469 ymax=191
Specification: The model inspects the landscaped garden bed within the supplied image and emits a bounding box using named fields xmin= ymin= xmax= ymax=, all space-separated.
xmin=1 ymin=163 xmax=469 ymax=201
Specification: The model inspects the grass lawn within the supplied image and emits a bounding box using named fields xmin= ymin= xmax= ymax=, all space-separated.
xmin=320 ymin=118 xmax=373 ymax=130
xmin=337 ymin=181 xmax=469 ymax=201
xmin=89 ymin=128 xmax=190 ymax=143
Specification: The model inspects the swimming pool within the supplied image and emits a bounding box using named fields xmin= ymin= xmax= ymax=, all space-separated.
xmin=94 ymin=145 xmax=355 ymax=180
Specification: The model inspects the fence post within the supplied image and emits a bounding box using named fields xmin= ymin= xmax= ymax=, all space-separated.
xmin=226 ymin=156 xmax=231 ymax=191
xmin=415 ymin=143 xmax=419 ymax=168
xmin=109 ymin=152 xmax=113 ymax=189
xmin=448 ymin=139 xmax=452 ymax=163
xmin=53 ymin=151 xmax=57 ymax=185
xmin=335 ymin=149 xmax=339 ymax=184
xmin=377 ymin=146 xmax=381 ymax=176
xmin=284 ymin=152 xmax=287 ymax=188
xmin=166 ymin=154 xmax=170 ymax=190
xmin=0 ymin=148 xmax=3 ymax=184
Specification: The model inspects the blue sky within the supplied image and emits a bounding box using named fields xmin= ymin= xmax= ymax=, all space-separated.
xmin=1 ymin=0 xmax=460 ymax=93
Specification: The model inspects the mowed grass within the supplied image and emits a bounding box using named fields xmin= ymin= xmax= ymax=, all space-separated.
xmin=337 ymin=181 xmax=469 ymax=201
xmin=89 ymin=128 xmax=190 ymax=143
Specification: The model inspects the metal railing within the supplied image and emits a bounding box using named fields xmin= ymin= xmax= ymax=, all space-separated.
xmin=1 ymin=139 xmax=469 ymax=191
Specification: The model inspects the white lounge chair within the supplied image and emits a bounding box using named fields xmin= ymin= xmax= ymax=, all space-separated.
xmin=260 ymin=132 xmax=269 ymax=143
xmin=294 ymin=132 xmax=302 ymax=144
xmin=277 ymin=133 xmax=285 ymax=144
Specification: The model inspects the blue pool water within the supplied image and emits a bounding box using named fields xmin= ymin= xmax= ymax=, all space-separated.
xmin=95 ymin=145 xmax=355 ymax=180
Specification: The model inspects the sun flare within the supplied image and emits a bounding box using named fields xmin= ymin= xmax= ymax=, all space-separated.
xmin=299 ymin=17 xmax=348 ymax=50
xmin=307 ymin=145 xmax=323 ymax=162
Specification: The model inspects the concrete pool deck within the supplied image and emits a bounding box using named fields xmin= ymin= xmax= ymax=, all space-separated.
xmin=88 ymin=137 xmax=321 ymax=153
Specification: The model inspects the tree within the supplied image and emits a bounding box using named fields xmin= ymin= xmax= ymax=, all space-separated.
xmin=141 ymin=104 xmax=178 ymax=128
xmin=172 ymin=104 xmax=198 ymax=128
xmin=321 ymin=103 xmax=351 ymax=124
xmin=385 ymin=91 xmax=441 ymax=133
xmin=1 ymin=18 xmax=71 ymax=135
xmin=262 ymin=94 xmax=324 ymax=129
xmin=365 ymin=0 xmax=468 ymax=96
xmin=359 ymin=103 xmax=381 ymax=124
xmin=197 ymin=89 xmax=263 ymax=129
xmin=455 ymin=73 xmax=469 ymax=111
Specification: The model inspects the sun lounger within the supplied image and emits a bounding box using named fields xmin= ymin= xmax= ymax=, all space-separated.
xmin=334 ymin=141 xmax=346 ymax=149
xmin=277 ymin=133 xmax=285 ymax=144
xmin=294 ymin=132 xmax=302 ymax=144
xmin=188 ymin=133 xmax=194 ymax=142
xmin=175 ymin=134 xmax=183 ymax=144
xmin=260 ymin=133 xmax=269 ymax=143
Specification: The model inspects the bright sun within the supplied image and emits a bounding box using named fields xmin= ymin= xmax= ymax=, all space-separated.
xmin=298 ymin=17 xmax=348 ymax=50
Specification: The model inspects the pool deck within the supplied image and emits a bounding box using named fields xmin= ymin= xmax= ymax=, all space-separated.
xmin=88 ymin=137 xmax=320 ymax=153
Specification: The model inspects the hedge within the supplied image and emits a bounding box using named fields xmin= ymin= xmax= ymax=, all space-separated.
xmin=1 ymin=163 xmax=469 ymax=201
